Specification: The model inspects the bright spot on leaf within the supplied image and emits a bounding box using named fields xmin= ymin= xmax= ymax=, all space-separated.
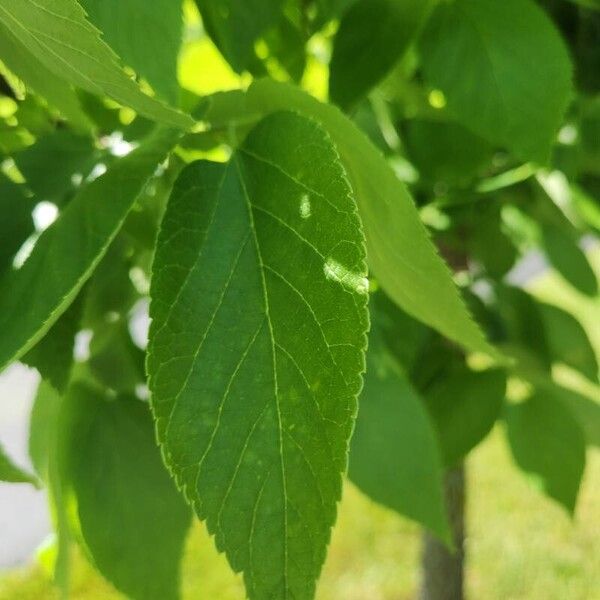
xmin=323 ymin=257 xmax=369 ymax=295
xmin=300 ymin=194 xmax=312 ymax=219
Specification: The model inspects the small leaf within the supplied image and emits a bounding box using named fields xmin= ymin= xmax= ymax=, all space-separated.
xmin=59 ymin=381 xmax=192 ymax=600
xmin=0 ymin=440 xmax=37 ymax=485
xmin=330 ymin=0 xmax=435 ymax=109
xmin=505 ymin=394 xmax=586 ymax=514
xmin=420 ymin=0 xmax=573 ymax=164
xmin=0 ymin=0 xmax=192 ymax=129
xmin=80 ymin=0 xmax=183 ymax=103
xmin=539 ymin=303 xmax=598 ymax=383
xmin=0 ymin=127 xmax=180 ymax=371
xmin=424 ymin=369 xmax=507 ymax=467
xmin=28 ymin=380 xmax=71 ymax=592
xmin=349 ymin=325 xmax=449 ymax=542
xmin=541 ymin=224 xmax=599 ymax=297
xmin=148 ymin=111 xmax=369 ymax=600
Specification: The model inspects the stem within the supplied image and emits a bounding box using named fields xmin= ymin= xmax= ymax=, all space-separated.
xmin=420 ymin=464 xmax=466 ymax=600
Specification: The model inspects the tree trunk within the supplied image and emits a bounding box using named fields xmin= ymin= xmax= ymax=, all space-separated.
xmin=419 ymin=464 xmax=466 ymax=600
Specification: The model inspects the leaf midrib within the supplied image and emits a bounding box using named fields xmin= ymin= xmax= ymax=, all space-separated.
xmin=234 ymin=155 xmax=290 ymax=597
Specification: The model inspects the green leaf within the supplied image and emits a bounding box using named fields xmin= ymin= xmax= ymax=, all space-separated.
xmin=194 ymin=0 xmax=285 ymax=72
xmin=0 ymin=19 xmax=91 ymax=130
xmin=424 ymin=369 xmax=506 ymax=467
xmin=0 ymin=440 xmax=37 ymax=485
xmin=22 ymin=295 xmax=83 ymax=392
xmin=80 ymin=0 xmax=182 ymax=103
xmin=0 ymin=0 xmax=192 ymax=129
xmin=539 ymin=303 xmax=598 ymax=383
xmin=0 ymin=175 xmax=34 ymax=273
xmin=28 ymin=380 xmax=72 ymax=592
xmin=349 ymin=326 xmax=449 ymax=542
xmin=82 ymin=242 xmax=139 ymax=327
xmin=330 ymin=0 xmax=435 ymax=110
xmin=148 ymin=111 xmax=369 ymax=600
xmin=541 ymin=224 xmax=598 ymax=297
xmin=29 ymin=379 xmax=62 ymax=481
xmin=0 ymin=127 xmax=180 ymax=371
xmin=14 ymin=129 xmax=101 ymax=204
xmin=88 ymin=321 xmax=145 ymax=393
xmin=420 ymin=0 xmax=573 ymax=164
xmin=312 ymin=0 xmax=357 ymax=25
xmin=402 ymin=119 xmax=493 ymax=186
xmin=198 ymin=80 xmax=500 ymax=359
xmin=537 ymin=380 xmax=600 ymax=449
xmin=505 ymin=394 xmax=586 ymax=513
xmin=59 ymin=382 xmax=192 ymax=600
xmin=497 ymin=286 xmax=552 ymax=372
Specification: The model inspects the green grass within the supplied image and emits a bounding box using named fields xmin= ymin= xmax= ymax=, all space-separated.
xmin=1 ymin=253 xmax=598 ymax=600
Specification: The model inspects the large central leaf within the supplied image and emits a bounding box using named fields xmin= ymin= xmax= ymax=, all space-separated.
xmin=148 ymin=111 xmax=368 ymax=599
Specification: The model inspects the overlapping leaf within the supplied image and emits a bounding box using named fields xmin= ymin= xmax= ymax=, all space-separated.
xmin=0 ymin=127 xmax=180 ymax=371
xmin=194 ymin=0 xmax=284 ymax=72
